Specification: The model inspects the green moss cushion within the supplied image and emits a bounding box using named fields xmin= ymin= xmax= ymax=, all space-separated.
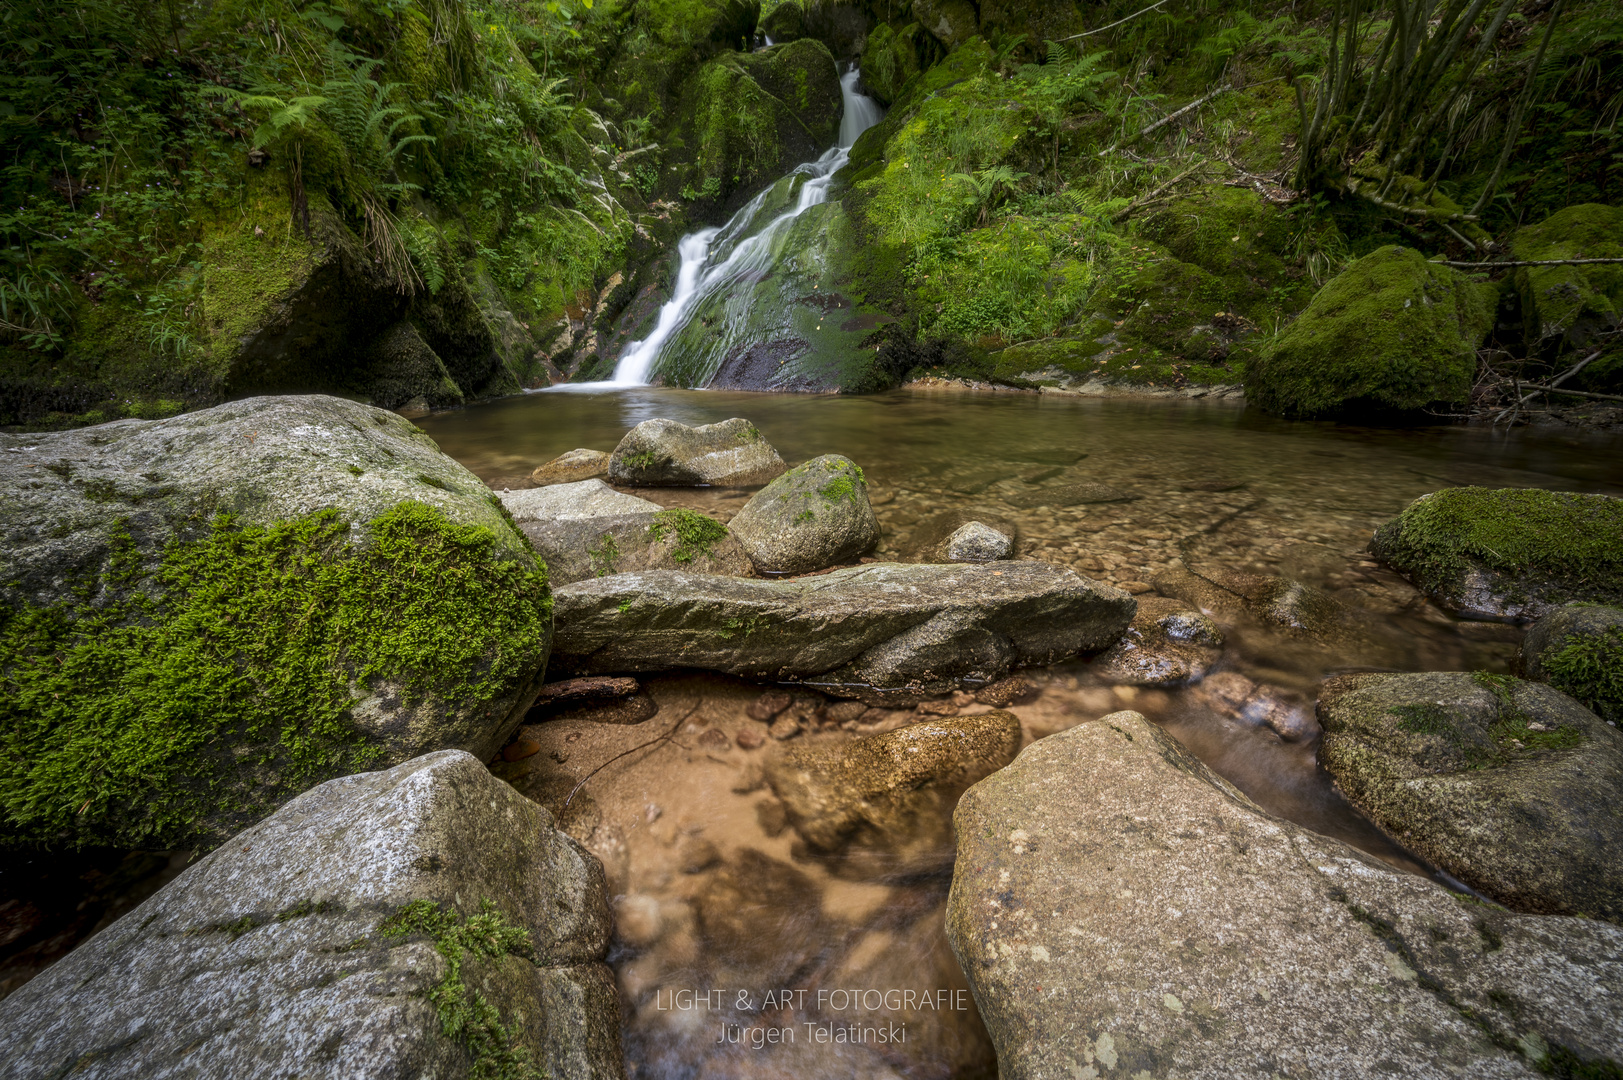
xmin=1248 ymin=245 xmax=1494 ymax=418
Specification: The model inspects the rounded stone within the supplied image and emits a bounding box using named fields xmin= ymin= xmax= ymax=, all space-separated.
xmin=945 ymin=521 xmax=1013 ymax=562
xmin=727 ymin=454 xmax=880 ymax=575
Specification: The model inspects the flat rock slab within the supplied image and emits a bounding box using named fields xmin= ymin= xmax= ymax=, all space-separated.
xmin=1318 ymin=671 xmax=1623 ymax=920
xmin=947 ymin=712 xmax=1623 ymax=1080
xmin=552 ymin=562 xmax=1135 ymax=703
xmin=0 ymin=751 xmax=623 ymax=1080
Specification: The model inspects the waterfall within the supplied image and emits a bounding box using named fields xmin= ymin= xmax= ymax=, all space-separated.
xmin=582 ymin=69 xmax=882 ymax=389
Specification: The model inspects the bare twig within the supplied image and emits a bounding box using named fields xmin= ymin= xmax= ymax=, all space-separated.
xmin=1058 ymin=0 xmax=1169 ymax=42
xmin=1112 ymin=161 xmax=1209 ymax=220
xmin=563 ymin=701 xmax=701 ymax=810
xmin=1443 ymin=258 xmax=1623 ymax=269
xmin=1515 ymin=385 xmax=1623 ymax=403
xmin=1100 ymin=85 xmax=1233 ymax=157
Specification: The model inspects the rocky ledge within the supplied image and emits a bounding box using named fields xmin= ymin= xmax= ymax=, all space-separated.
xmin=947 ymin=711 xmax=1623 ymax=1079
xmin=550 ymin=562 xmax=1135 ymax=703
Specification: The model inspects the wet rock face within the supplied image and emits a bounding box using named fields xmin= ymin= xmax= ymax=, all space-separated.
xmin=765 ymin=711 xmax=1021 ymax=877
xmin=608 ymin=418 xmax=786 ymax=487
xmin=550 ymin=562 xmax=1136 ymax=703
xmin=726 ymin=454 xmax=879 ymax=574
xmin=1522 ymin=603 xmax=1623 ymax=723
xmin=1371 ymin=487 xmax=1623 ymax=620
xmin=1318 ymin=671 xmax=1623 ymax=921
xmin=1092 ymin=595 xmax=1223 ymax=687
xmin=0 ymin=395 xmax=552 ymax=851
xmin=501 ymin=482 xmax=750 ymax=585
xmin=532 ymin=448 xmax=611 ymax=486
xmin=0 ymin=751 xmax=623 ymax=1080
xmin=946 ymin=521 xmax=1012 ymax=562
xmin=947 ymin=711 xmax=1623 ymax=1080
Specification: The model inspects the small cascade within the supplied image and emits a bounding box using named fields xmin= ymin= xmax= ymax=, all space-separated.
xmin=576 ymin=70 xmax=882 ymax=390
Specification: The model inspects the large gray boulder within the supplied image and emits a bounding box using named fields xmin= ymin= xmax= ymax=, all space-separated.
xmin=552 ymin=562 xmax=1135 ymax=703
xmin=500 ymin=483 xmax=751 ymax=585
xmin=0 ymin=751 xmax=623 ymax=1080
xmin=947 ymin=712 xmax=1623 ymax=1080
xmin=607 ymin=418 xmax=785 ymax=487
xmin=0 ymin=395 xmax=552 ymax=851
xmin=726 ymin=454 xmax=879 ymax=574
xmin=765 ymin=711 xmax=1021 ymax=878
xmin=1522 ymin=602 xmax=1623 ymax=724
xmin=1370 ymin=487 xmax=1623 ymax=620
xmin=1317 ymin=671 xmax=1623 ymax=921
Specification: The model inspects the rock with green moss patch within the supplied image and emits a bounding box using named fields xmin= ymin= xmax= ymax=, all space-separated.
xmin=608 ymin=417 xmax=786 ymax=486
xmin=861 ymin=22 xmax=926 ymax=105
xmin=1318 ymin=671 xmax=1623 ymax=921
xmin=1522 ymin=603 xmax=1623 ymax=724
xmin=1248 ymin=246 xmax=1494 ymax=419
xmin=551 ymin=561 xmax=1134 ymax=703
xmin=765 ymin=710 xmax=1021 ymax=877
xmin=727 ymin=454 xmax=880 ymax=573
xmin=501 ymin=484 xmax=750 ymax=584
xmin=947 ymin=709 xmax=1623 ymax=1079
xmin=1510 ymin=203 xmax=1623 ymax=352
xmin=0 ymin=750 xmax=621 ymax=1080
xmin=760 ymin=0 xmax=806 ymax=40
xmin=0 ymin=395 xmax=553 ymax=851
xmin=1370 ymin=486 xmax=1623 ymax=620
xmin=911 ymin=0 xmax=978 ymax=49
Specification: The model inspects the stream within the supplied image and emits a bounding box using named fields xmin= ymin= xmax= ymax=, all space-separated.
xmin=421 ymin=386 xmax=1623 ymax=1079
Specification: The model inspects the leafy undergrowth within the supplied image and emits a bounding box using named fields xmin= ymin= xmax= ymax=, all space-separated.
xmin=0 ymin=501 xmax=551 ymax=850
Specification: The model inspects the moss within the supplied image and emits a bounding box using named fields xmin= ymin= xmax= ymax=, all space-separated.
xmin=0 ymin=501 xmax=551 ymax=850
xmin=1372 ymin=487 xmax=1623 ymax=610
xmin=816 ymin=458 xmax=866 ymax=504
xmin=647 ymin=508 xmax=729 ymax=564
xmin=1249 ymin=246 xmax=1495 ymax=418
xmin=1510 ymin=203 xmax=1623 ymax=351
xmin=586 ymin=531 xmax=621 ymax=578
xmin=1540 ymin=625 xmax=1623 ymax=723
xmin=620 ymin=450 xmax=666 ymax=471
xmin=379 ymin=898 xmax=544 ymax=1080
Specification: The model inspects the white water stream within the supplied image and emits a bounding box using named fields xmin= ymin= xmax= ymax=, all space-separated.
xmin=555 ymin=69 xmax=883 ymax=391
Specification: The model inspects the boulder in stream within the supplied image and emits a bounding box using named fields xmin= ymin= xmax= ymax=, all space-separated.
xmin=1371 ymin=486 xmax=1623 ymax=619
xmin=607 ymin=418 xmax=786 ymax=487
xmin=946 ymin=521 xmax=1013 ymax=562
xmin=551 ymin=562 xmax=1135 ymax=703
xmin=0 ymin=395 xmax=552 ymax=851
xmin=1521 ymin=602 xmax=1623 ymax=723
xmin=1317 ymin=671 xmax=1623 ymax=921
xmin=0 ymin=750 xmax=623 ymax=1080
xmin=532 ymin=448 xmax=611 ymax=486
xmin=765 ymin=710 xmax=1021 ymax=877
xmin=947 ymin=711 xmax=1623 ymax=1079
xmin=501 ymin=482 xmax=750 ymax=585
xmin=726 ymin=454 xmax=879 ymax=574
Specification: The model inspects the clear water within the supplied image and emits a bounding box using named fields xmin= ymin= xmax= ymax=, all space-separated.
xmin=426 ymin=388 xmax=1623 ymax=1078
xmin=568 ymin=70 xmax=883 ymax=390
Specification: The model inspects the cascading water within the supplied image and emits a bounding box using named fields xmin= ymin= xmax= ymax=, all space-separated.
xmin=573 ymin=69 xmax=883 ymax=390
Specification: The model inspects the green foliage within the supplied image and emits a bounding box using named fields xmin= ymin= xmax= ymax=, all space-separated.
xmin=1541 ymin=626 xmax=1623 ymax=723
xmin=379 ymin=898 xmax=546 ymax=1080
xmin=587 ymin=531 xmax=621 ymax=577
xmin=0 ymin=501 xmax=551 ymax=849
xmin=647 ymin=508 xmax=728 ymax=564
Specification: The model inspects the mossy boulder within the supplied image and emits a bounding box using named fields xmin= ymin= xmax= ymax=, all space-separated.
xmin=1522 ymin=603 xmax=1623 ymax=724
xmin=0 ymin=750 xmax=621 ymax=1079
xmin=727 ymin=454 xmax=880 ymax=574
xmin=760 ymin=0 xmax=806 ymax=41
xmin=1318 ymin=672 xmax=1623 ymax=922
xmin=1510 ymin=203 xmax=1623 ymax=352
xmin=0 ymin=395 xmax=553 ymax=851
xmin=1248 ymin=246 xmax=1495 ymax=419
xmin=861 ymin=22 xmax=926 ymax=105
xmin=911 ymin=0 xmax=978 ymax=49
xmin=1370 ymin=487 xmax=1623 ymax=620
xmin=608 ymin=417 xmax=787 ymax=486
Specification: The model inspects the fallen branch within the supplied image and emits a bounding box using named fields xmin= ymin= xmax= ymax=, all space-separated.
xmin=1112 ymin=161 xmax=1209 ymax=220
xmin=1346 ymin=178 xmax=1479 ymax=222
xmin=1443 ymin=257 xmax=1623 ymax=269
xmin=563 ymin=701 xmax=700 ymax=810
xmin=1059 ymin=0 xmax=1169 ymax=41
xmin=1101 ymin=85 xmax=1232 ymax=157
xmin=1514 ymin=384 xmax=1623 ymax=404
